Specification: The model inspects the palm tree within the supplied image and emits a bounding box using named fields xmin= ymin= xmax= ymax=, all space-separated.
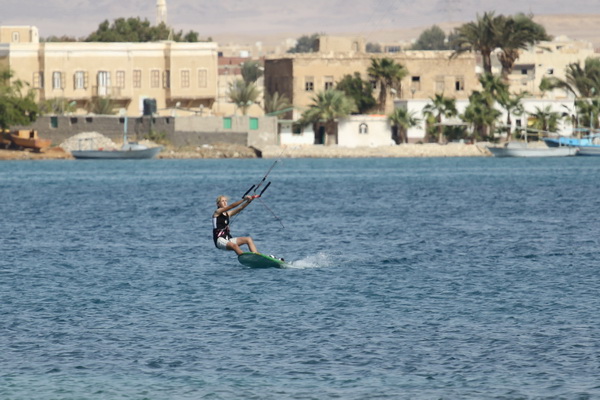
xmin=497 ymin=92 xmax=527 ymax=141
xmin=462 ymin=91 xmax=502 ymax=141
xmin=496 ymin=13 xmax=550 ymax=81
xmin=541 ymin=58 xmax=600 ymax=99
xmin=300 ymin=90 xmax=357 ymax=145
xmin=388 ymin=108 xmax=420 ymax=144
xmin=263 ymin=92 xmax=292 ymax=118
xmin=367 ymin=57 xmax=408 ymax=113
xmin=89 ymin=97 xmax=116 ymax=115
xmin=529 ymin=105 xmax=561 ymax=133
xmin=479 ymin=73 xmax=508 ymax=105
xmin=228 ymin=79 xmax=261 ymax=115
xmin=451 ymin=12 xmax=500 ymax=75
xmin=422 ymin=94 xmax=458 ymax=144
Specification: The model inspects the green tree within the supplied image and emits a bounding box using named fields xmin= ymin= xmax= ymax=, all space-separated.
xmin=0 ymin=69 xmax=39 ymax=130
xmin=388 ymin=107 xmax=420 ymax=144
xmin=335 ymin=72 xmax=377 ymax=114
xmin=462 ymin=91 xmax=502 ymax=141
xmin=228 ymin=79 xmax=261 ymax=115
xmin=541 ymin=58 xmax=600 ymax=99
xmin=300 ymin=90 xmax=357 ymax=145
xmin=367 ymin=58 xmax=408 ymax=113
xmin=529 ymin=105 xmax=561 ymax=133
xmin=496 ymin=13 xmax=550 ymax=80
xmin=422 ymin=94 xmax=458 ymax=144
xmin=264 ymin=92 xmax=292 ymax=118
xmin=497 ymin=91 xmax=527 ymax=140
xmin=85 ymin=18 xmax=202 ymax=42
xmin=39 ymin=97 xmax=77 ymax=115
xmin=287 ymin=34 xmax=319 ymax=53
xmin=451 ymin=11 xmax=500 ymax=75
xmin=411 ymin=25 xmax=448 ymax=50
xmin=241 ymin=61 xmax=263 ymax=84
xmin=89 ymin=97 xmax=117 ymax=115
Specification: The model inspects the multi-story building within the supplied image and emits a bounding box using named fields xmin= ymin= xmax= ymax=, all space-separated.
xmin=0 ymin=26 xmax=218 ymax=117
xmin=503 ymin=36 xmax=598 ymax=98
xmin=264 ymin=36 xmax=479 ymax=120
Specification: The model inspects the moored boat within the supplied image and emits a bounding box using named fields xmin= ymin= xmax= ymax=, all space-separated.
xmin=71 ymin=142 xmax=162 ymax=159
xmin=9 ymin=130 xmax=52 ymax=152
xmin=486 ymin=141 xmax=578 ymax=157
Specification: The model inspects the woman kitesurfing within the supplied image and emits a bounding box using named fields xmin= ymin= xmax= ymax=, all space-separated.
xmin=211 ymin=158 xmax=286 ymax=267
xmin=212 ymin=194 xmax=259 ymax=255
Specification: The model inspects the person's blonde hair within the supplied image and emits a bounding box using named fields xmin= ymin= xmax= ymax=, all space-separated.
xmin=216 ymin=195 xmax=228 ymax=205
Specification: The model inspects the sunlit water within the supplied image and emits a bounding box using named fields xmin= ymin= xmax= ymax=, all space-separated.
xmin=2 ymin=157 xmax=600 ymax=399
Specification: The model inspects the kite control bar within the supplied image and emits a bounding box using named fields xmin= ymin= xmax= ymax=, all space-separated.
xmin=242 ymin=181 xmax=271 ymax=199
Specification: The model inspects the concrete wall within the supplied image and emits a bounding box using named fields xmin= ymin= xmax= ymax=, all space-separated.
xmin=13 ymin=114 xmax=278 ymax=148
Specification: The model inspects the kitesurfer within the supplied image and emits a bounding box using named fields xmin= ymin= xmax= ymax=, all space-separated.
xmin=212 ymin=195 xmax=259 ymax=255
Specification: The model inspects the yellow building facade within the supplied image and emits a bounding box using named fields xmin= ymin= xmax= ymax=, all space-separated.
xmin=0 ymin=28 xmax=218 ymax=117
xmin=264 ymin=37 xmax=479 ymax=119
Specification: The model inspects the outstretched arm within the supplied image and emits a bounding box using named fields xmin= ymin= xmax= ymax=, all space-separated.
xmin=213 ymin=196 xmax=254 ymax=218
xmin=228 ymin=196 xmax=255 ymax=217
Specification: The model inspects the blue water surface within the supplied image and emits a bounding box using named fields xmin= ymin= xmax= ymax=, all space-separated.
xmin=1 ymin=157 xmax=600 ymax=399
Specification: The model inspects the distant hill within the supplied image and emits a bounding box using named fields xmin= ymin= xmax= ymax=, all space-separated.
xmin=213 ymin=14 xmax=600 ymax=50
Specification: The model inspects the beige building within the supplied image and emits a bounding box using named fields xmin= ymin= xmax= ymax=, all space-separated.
xmin=0 ymin=26 xmax=218 ymax=117
xmin=264 ymin=36 xmax=479 ymax=120
xmin=501 ymin=36 xmax=598 ymax=98
xmin=0 ymin=26 xmax=39 ymax=44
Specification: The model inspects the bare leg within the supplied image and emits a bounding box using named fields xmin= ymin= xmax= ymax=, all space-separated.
xmin=226 ymin=236 xmax=258 ymax=255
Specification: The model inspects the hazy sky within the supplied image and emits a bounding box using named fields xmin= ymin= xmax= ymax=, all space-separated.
xmin=3 ymin=0 xmax=599 ymax=39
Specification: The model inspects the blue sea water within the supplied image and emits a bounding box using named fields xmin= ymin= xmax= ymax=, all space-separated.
xmin=1 ymin=156 xmax=600 ymax=399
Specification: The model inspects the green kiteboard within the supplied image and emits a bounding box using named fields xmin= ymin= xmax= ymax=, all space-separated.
xmin=238 ymin=252 xmax=286 ymax=268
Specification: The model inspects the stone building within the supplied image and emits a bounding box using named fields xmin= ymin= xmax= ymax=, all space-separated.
xmin=264 ymin=36 xmax=479 ymax=120
xmin=0 ymin=26 xmax=218 ymax=117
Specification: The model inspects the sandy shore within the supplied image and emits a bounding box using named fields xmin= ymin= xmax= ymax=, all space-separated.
xmin=0 ymin=143 xmax=493 ymax=160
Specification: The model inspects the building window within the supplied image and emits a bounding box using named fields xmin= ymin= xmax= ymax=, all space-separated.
xmin=359 ymin=123 xmax=368 ymax=134
xmin=115 ymin=71 xmax=125 ymax=89
xmin=52 ymin=71 xmax=63 ymax=90
xmin=455 ymin=77 xmax=465 ymax=91
xmin=546 ymin=68 xmax=554 ymax=75
xmin=151 ymin=69 xmax=160 ymax=88
xmin=97 ymin=71 xmax=110 ymax=96
xmin=50 ymin=116 xmax=58 ymax=128
xmin=133 ymin=69 xmax=142 ymax=88
xmin=74 ymin=71 xmax=87 ymax=90
xmin=198 ymin=69 xmax=207 ymax=88
xmin=324 ymin=76 xmax=334 ymax=90
xmin=435 ymin=76 xmax=445 ymax=92
xmin=181 ymin=70 xmax=190 ymax=88
xmin=223 ymin=117 xmax=232 ymax=129
xmin=163 ymin=70 xmax=170 ymax=89
xmin=12 ymin=32 xmax=20 ymax=42
xmin=305 ymin=76 xmax=314 ymax=91
xmin=250 ymin=118 xmax=259 ymax=130
xmin=411 ymin=76 xmax=421 ymax=92
xmin=292 ymin=123 xmax=302 ymax=135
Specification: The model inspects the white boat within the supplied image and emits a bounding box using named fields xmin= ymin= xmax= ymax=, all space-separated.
xmin=486 ymin=142 xmax=578 ymax=157
xmin=576 ymin=146 xmax=600 ymax=156
xmin=71 ymin=142 xmax=162 ymax=159
xmin=71 ymin=116 xmax=162 ymax=160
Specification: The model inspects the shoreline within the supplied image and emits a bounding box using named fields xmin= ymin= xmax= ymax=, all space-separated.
xmin=0 ymin=143 xmax=493 ymax=161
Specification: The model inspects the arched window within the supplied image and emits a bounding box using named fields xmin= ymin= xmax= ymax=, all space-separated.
xmin=359 ymin=123 xmax=368 ymax=134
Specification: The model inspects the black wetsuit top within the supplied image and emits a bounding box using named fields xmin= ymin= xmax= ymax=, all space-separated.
xmin=212 ymin=212 xmax=231 ymax=247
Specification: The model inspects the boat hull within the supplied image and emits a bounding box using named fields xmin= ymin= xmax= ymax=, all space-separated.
xmin=576 ymin=146 xmax=600 ymax=156
xmin=71 ymin=146 xmax=162 ymax=159
xmin=487 ymin=146 xmax=578 ymax=157
xmin=10 ymin=135 xmax=52 ymax=152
